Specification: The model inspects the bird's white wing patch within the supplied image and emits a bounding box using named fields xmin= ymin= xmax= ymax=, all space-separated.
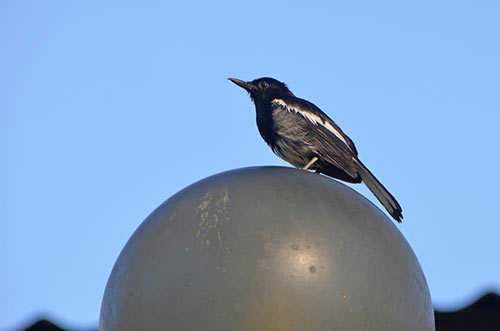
xmin=272 ymin=99 xmax=352 ymax=151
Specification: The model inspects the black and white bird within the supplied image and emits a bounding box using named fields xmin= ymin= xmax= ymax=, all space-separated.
xmin=229 ymin=77 xmax=403 ymax=223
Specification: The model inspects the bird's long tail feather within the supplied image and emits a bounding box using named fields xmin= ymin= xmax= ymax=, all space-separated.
xmin=353 ymin=158 xmax=403 ymax=222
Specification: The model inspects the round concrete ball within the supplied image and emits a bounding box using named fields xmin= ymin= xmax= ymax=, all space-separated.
xmin=100 ymin=166 xmax=434 ymax=331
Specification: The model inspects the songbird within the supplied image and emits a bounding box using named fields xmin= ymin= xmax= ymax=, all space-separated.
xmin=229 ymin=77 xmax=403 ymax=223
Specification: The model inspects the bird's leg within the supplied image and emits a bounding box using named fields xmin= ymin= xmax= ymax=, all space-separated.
xmin=302 ymin=156 xmax=318 ymax=170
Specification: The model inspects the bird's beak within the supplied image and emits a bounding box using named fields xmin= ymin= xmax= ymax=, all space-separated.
xmin=228 ymin=78 xmax=255 ymax=92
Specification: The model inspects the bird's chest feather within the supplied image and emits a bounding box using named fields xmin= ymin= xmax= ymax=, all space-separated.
xmin=256 ymin=103 xmax=313 ymax=167
xmin=254 ymin=104 xmax=277 ymax=146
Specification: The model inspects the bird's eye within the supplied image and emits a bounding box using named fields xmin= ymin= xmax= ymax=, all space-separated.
xmin=259 ymin=81 xmax=269 ymax=89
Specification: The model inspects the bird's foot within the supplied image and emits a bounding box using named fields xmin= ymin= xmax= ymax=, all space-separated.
xmin=302 ymin=156 xmax=318 ymax=170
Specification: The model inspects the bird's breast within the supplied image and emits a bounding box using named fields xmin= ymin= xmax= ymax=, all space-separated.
xmin=255 ymin=103 xmax=316 ymax=168
xmin=255 ymin=105 xmax=277 ymax=147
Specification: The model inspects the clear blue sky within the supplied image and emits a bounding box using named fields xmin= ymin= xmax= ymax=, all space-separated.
xmin=1 ymin=1 xmax=499 ymax=329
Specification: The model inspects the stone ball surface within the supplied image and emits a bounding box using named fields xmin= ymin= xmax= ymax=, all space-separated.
xmin=100 ymin=167 xmax=434 ymax=331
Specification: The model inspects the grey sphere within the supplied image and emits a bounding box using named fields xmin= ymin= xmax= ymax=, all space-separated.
xmin=100 ymin=167 xmax=434 ymax=331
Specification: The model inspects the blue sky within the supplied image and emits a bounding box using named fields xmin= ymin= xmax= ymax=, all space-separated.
xmin=1 ymin=1 xmax=499 ymax=329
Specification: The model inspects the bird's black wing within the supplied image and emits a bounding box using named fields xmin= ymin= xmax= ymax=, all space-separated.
xmin=271 ymin=97 xmax=359 ymax=178
xmin=271 ymin=96 xmax=403 ymax=222
xmin=294 ymin=98 xmax=358 ymax=155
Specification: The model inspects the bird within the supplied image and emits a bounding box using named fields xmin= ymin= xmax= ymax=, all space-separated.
xmin=228 ymin=77 xmax=403 ymax=223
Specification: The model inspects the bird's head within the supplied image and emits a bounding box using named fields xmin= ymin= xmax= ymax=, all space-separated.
xmin=228 ymin=77 xmax=294 ymax=103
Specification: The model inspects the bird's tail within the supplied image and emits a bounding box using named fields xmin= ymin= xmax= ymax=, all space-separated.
xmin=353 ymin=158 xmax=403 ymax=223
